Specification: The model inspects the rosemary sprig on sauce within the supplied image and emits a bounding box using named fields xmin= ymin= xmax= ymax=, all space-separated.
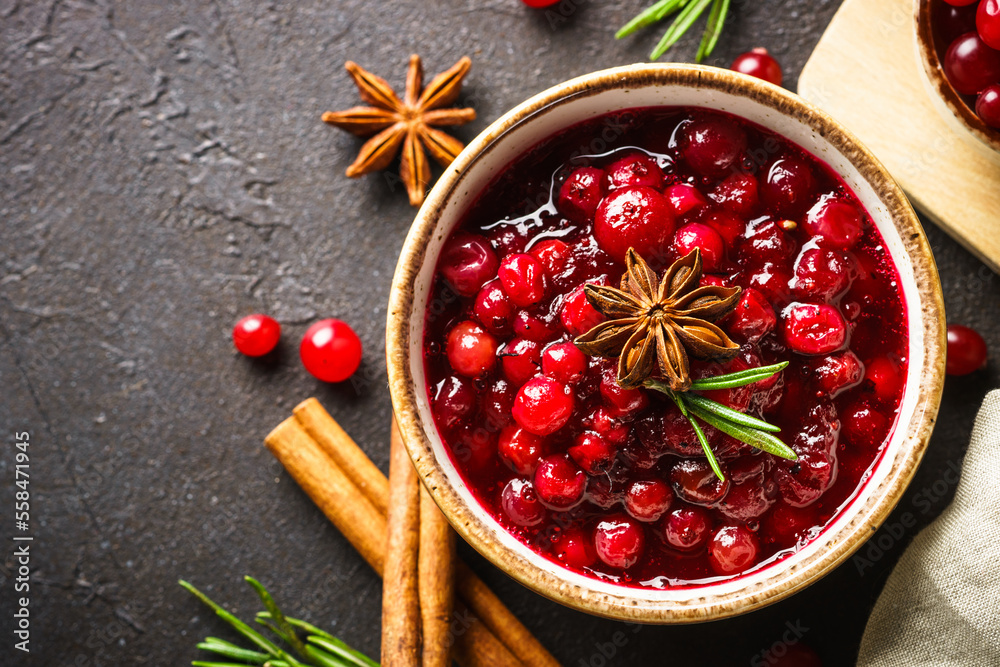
xmin=616 ymin=0 xmax=732 ymax=62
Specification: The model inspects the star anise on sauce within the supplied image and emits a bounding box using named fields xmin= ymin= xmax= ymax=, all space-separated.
xmin=575 ymin=248 xmax=742 ymax=391
xmin=321 ymin=55 xmax=475 ymax=206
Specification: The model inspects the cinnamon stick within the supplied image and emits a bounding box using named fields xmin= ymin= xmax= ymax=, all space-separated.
xmin=284 ymin=402 xmax=560 ymax=667
xmin=265 ymin=417 xmax=522 ymax=667
xmin=382 ymin=419 xmax=421 ymax=666
xmin=419 ymin=484 xmax=456 ymax=667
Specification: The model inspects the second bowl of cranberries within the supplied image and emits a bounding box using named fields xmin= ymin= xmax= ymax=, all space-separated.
xmin=387 ymin=63 xmax=946 ymax=623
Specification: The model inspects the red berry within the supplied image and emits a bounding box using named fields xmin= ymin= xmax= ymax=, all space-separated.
xmin=501 ymin=478 xmax=546 ymax=527
xmin=776 ymin=451 xmax=836 ymax=508
xmin=761 ymin=156 xmax=816 ymax=216
xmin=300 ymin=319 xmax=362 ymax=382
xmin=680 ymin=115 xmax=748 ymax=178
xmin=944 ymin=32 xmax=1000 ymax=95
xmin=664 ymin=183 xmax=709 ymax=218
xmin=979 ymin=0 xmax=1000 ymax=50
xmin=763 ymin=503 xmax=820 ymax=544
xmin=669 ymin=459 xmax=731 ymax=506
xmin=673 ymin=223 xmax=725 ymax=271
xmin=594 ymin=514 xmax=646 ymax=569
xmin=568 ymin=431 xmax=617 ymax=474
xmin=804 ymin=196 xmax=864 ymax=250
xmin=660 ymin=506 xmax=712 ymax=551
xmin=594 ymin=186 xmax=676 ymax=263
xmin=533 ymin=453 xmax=586 ymax=510
xmin=500 ymin=337 xmax=542 ymax=386
xmin=432 ymin=375 xmax=476 ymax=430
xmin=520 ymin=0 xmax=560 ymax=8
xmin=726 ymin=287 xmax=777 ymax=344
xmin=842 ymin=401 xmax=889 ymax=447
xmin=557 ymin=167 xmax=606 ymax=224
xmin=513 ymin=376 xmax=575 ymax=435
xmin=783 ymin=303 xmax=848 ymax=355
xmin=439 ymin=232 xmax=499 ymax=297
xmin=943 ymin=0 xmax=978 ymax=5
xmin=716 ymin=476 xmax=776 ymax=522
xmin=811 ymin=351 xmax=864 ymax=397
xmin=976 ymin=84 xmax=1000 ymax=128
xmin=553 ymin=526 xmax=597 ymax=569
xmin=599 ymin=366 xmax=650 ymax=419
xmin=731 ymin=48 xmax=783 ymax=86
xmin=529 ymin=238 xmax=570 ymax=279
xmin=446 ymin=320 xmax=498 ymax=377
xmin=588 ymin=406 xmax=631 ymax=447
xmin=935 ymin=0 xmax=979 ymax=46
xmin=513 ymin=308 xmax=561 ymax=343
xmin=700 ymin=209 xmax=746 ymax=247
xmin=233 ymin=314 xmax=280 ymax=357
xmin=745 ymin=262 xmax=794 ymax=307
xmin=792 ymin=246 xmax=856 ymax=300
xmin=541 ymin=341 xmax=588 ymax=384
xmin=560 ymin=281 xmax=605 ymax=335
xmin=606 ymin=153 xmax=664 ymax=191
xmin=482 ymin=378 xmax=516 ymax=429
xmin=636 ymin=408 xmax=711 ymax=458
xmin=739 ymin=218 xmax=797 ymax=266
xmin=452 ymin=424 xmax=497 ymax=472
xmin=498 ymin=253 xmax=547 ymax=307
xmin=946 ymin=324 xmax=988 ymax=375
xmin=863 ymin=356 xmax=903 ymax=401
xmin=624 ymin=479 xmax=673 ymax=522
xmin=708 ymin=525 xmax=760 ymax=575
xmin=498 ymin=426 xmax=548 ymax=476
xmin=473 ymin=280 xmax=515 ymax=336
xmin=710 ymin=172 xmax=760 ymax=218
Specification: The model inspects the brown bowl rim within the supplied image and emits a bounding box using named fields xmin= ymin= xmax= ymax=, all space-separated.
xmin=386 ymin=63 xmax=946 ymax=623
xmin=914 ymin=0 xmax=1000 ymax=153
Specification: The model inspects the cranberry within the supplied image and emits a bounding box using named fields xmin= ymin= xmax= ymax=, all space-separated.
xmin=498 ymin=254 xmax=547 ymax=307
xmin=599 ymin=366 xmax=650 ymax=419
xmin=761 ymin=156 xmax=816 ymax=216
xmin=473 ymin=280 xmax=515 ymax=336
xmin=453 ymin=424 xmax=497 ymax=472
xmin=803 ymin=196 xmax=864 ymax=250
xmin=533 ymin=453 xmax=586 ymax=510
xmin=513 ymin=308 xmax=560 ymax=343
xmin=439 ymin=233 xmax=499 ymax=297
xmin=512 ymin=376 xmax=575 ymax=435
xmin=731 ymin=48 xmax=783 ymax=86
xmin=606 ymin=153 xmax=664 ymax=190
xmin=433 ymin=375 xmax=476 ymax=430
xmin=716 ymin=478 xmax=776 ymax=522
xmin=670 ymin=459 xmax=731 ymax=506
xmin=557 ymin=167 xmax=606 ymax=223
xmin=446 ymin=320 xmax=498 ymax=377
xmin=793 ymin=245 xmax=856 ymax=300
xmin=660 ymin=506 xmax=711 ymax=551
xmin=944 ymin=32 xmax=1000 ymax=95
xmin=783 ymin=303 xmax=848 ymax=355
xmin=976 ymin=84 xmax=1000 ymax=128
xmin=541 ymin=341 xmax=588 ymax=384
xmin=673 ymin=223 xmax=725 ymax=271
xmin=529 ymin=239 xmax=570 ymax=279
xmin=726 ymin=288 xmax=777 ymax=344
xmin=501 ymin=478 xmax=546 ymax=526
xmin=624 ymin=479 xmax=673 ymax=522
xmin=482 ymin=378 xmax=516 ymax=428
xmin=594 ymin=515 xmax=646 ymax=569
xmin=776 ymin=451 xmax=836 ymax=508
xmin=553 ymin=526 xmax=598 ymax=569
xmin=700 ymin=209 xmax=746 ymax=247
xmin=589 ymin=406 xmax=631 ymax=446
xmin=233 ymin=314 xmax=280 ymax=357
xmin=680 ymin=115 xmax=748 ymax=178
xmin=664 ymin=183 xmax=709 ymax=218
xmin=763 ymin=503 xmax=820 ymax=544
xmin=811 ymin=351 xmax=864 ymax=397
xmin=978 ymin=0 xmax=1000 ymax=50
xmin=946 ymin=324 xmax=988 ymax=375
xmin=500 ymin=338 xmax=542 ymax=386
xmin=863 ymin=356 xmax=903 ymax=401
xmin=636 ymin=407 xmax=712 ymax=458
xmin=594 ymin=186 xmax=676 ymax=263
xmin=560 ymin=282 xmax=605 ymax=336
xmin=745 ymin=262 xmax=794 ymax=307
xmin=568 ymin=432 xmax=617 ymax=475
xmin=943 ymin=0 xmax=978 ymax=6
xmin=842 ymin=401 xmax=889 ymax=447
xmin=935 ymin=0 xmax=979 ymax=47
xmin=739 ymin=218 xmax=797 ymax=266
xmin=487 ymin=224 xmax=529 ymax=257
xmin=710 ymin=173 xmax=760 ymax=218
xmin=300 ymin=319 xmax=363 ymax=382
xmin=708 ymin=525 xmax=760 ymax=575
xmin=586 ymin=474 xmax=621 ymax=509
xmin=520 ymin=0 xmax=561 ymax=6
xmin=498 ymin=426 xmax=548 ymax=475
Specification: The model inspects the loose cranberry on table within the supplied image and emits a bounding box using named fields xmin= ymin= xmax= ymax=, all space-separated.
xmin=232 ymin=314 xmax=281 ymax=357
xmin=300 ymin=319 xmax=362 ymax=382
xmin=946 ymin=324 xmax=988 ymax=375
xmin=730 ymin=48 xmax=783 ymax=87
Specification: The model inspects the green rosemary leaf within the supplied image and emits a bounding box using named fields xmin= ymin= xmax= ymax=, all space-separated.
xmin=688 ymin=362 xmax=789 ymax=391
xmin=246 ymin=577 xmax=310 ymax=662
xmin=690 ymin=411 xmax=725 ymax=481
xmin=303 ymin=644 xmax=355 ymax=667
xmin=616 ymin=0 xmax=687 ymax=39
xmin=695 ymin=0 xmax=730 ymax=61
xmin=179 ymin=580 xmax=284 ymax=659
xmin=197 ymin=638 xmax=271 ymax=664
xmin=308 ymin=636 xmax=382 ymax=667
xmin=259 ymin=614 xmax=337 ymax=644
xmin=651 ymin=0 xmax=713 ymax=60
xmin=686 ymin=403 xmax=797 ymax=460
xmin=682 ymin=393 xmax=782 ymax=433
xmin=193 ymin=662 xmax=267 ymax=667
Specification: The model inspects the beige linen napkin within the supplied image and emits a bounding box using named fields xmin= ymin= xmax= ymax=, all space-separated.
xmin=858 ymin=389 xmax=1000 ymax=666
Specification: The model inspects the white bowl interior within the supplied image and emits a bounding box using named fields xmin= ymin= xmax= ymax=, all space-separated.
xmin=406 ymin=81 xmax=926 ymax=603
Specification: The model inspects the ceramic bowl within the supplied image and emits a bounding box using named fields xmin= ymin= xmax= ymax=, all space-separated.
xmin=914 ymin=0 xmax=1000 ymax=154
xmin=386 ymin=63 xmax=946 ymax=623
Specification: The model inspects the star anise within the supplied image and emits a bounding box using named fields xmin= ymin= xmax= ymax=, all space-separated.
xmin=575 ymin=248 xmax=742 ymax=391
xmin=321 ymin=55 xmax=476 ymax=206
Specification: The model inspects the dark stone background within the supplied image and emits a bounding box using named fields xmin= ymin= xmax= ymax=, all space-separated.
xmin=1 ymin=1 xmax=997 ymax=665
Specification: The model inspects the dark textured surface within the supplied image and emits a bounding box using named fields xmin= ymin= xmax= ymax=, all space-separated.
xmin=0 ymin=1 xmax=997 ymax=665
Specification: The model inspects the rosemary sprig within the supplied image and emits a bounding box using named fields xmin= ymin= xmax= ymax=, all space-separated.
xmin=617 ymin=0 xmax=732 ymax=62
xmin=180 ymin=578 xmax=379 ymax=667
xmin=645 ymin=361 xmax=796 ymax=481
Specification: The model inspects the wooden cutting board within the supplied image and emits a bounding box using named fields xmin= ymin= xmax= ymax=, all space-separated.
xmin=798 ymin=0 xmax=1000 ymax=274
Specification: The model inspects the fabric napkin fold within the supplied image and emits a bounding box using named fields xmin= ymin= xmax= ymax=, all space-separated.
xmin=857 ymin=389 xmax=1000 ymax=666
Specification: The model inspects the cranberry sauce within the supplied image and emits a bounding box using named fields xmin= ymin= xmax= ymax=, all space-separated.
xmin=422 ymin=107 xmax=908 ymax=587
